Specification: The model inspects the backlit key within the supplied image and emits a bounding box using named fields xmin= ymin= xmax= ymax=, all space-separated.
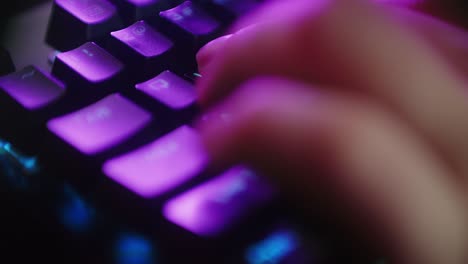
xmin=46 ymin=0 xmax=124 ymax=51
xmin=159 ymin=1 xmax=222 ymax=52
xmin=52 ymin=42 xmax=126 ymax=97
xmin=245 ymin=228 xmax=317 ymax=264
xmin=102 ymin=125 xmax=208 ymax=198
xmin=163 ymin=165 xmax=274 ymax=236
xmin=0 ymin=65 xmax=65 ymax=110
xmin=108 ymin=21 xmax=174 ymax=82
xmin=135 ymin=70 xmax=196 ymax=110
xmin=111 ymin=0 xmax=176 ymax=23
xmin=53 ymin=42 xmax=124 ymax=83
xmin=47 ymin=93 xmax=151 ymax=155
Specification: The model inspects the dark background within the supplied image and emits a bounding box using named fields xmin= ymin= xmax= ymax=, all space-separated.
xmin=1 ymin=0 xmax=48 ymax=17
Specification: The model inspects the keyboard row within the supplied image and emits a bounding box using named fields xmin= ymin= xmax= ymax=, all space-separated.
xmin=0 ymin=0 xmax=286 ymax=252
xmin=0 ymin=138 xmax=319 ymax=264
xmin=46 ymin=0 xmax=261 ymax=53
xmin=0 ymin=47 xmax=328 ymax=263
xmin=0 ymin=58 xmax=310 ymax=264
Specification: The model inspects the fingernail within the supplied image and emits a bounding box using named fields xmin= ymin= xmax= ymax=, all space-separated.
xmin=196 ymin=34 xmax=233 ymax=72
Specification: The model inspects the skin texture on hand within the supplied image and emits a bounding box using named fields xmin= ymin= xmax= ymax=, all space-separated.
xmin=194 ymin=0 xmax=468 ymax=263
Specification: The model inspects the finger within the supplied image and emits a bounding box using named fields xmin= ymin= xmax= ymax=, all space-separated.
xmin=196 ymin=77 xmax=468 ymax=264
xmin=201 ymin=1 xmax=468 ymax=76
xmin=226 ymin=0 xmax=328 ymax=33
xmin=195 ymin=0 xmax=468 ymax=179
xmin=386 ymin=5 xmax=468 ymax=77
xmin=198 ymin=5 xmax=468 ymax=78
xmin=226 ymin=0 xmax=424 ymax=34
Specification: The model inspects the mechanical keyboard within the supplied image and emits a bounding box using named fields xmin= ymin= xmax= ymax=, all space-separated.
xmin=0 ymin=1 xmax=384 ymax=263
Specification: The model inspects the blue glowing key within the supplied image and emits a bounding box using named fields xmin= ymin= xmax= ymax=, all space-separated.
xmin=59 ymin=184 xmax=95 ymax=233
xmin=102 ymin=125 xmax=208 ymax=198
xmin=163 ymin=165 xmax=274 ymax=236
xmin=114 ymin=232 xmax=156 ymax=264
xmin=246 ymin=230 xmax=300 ymax=264
xmin=0 ymin=139 xmax=40 ymax=190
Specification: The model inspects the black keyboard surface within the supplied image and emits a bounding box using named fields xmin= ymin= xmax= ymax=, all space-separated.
xmin=0 ymin=1 xmax=384 ymax=263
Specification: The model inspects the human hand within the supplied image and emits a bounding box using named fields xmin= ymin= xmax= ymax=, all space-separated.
xmin=194 ymin=0 xmax=468 ymax=263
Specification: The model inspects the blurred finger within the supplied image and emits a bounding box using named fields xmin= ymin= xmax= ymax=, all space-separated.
xmin=196 ymin=0 xmax=468 ymax=179
xmin=387 ymin=5 xmax=468 ymax=76
xmin=227 ymin=0 xmax=430 ymax=36
xmin=196 ymin=76 xmax=468 ymax=264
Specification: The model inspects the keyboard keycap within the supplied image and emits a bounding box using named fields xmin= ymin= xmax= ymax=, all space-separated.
xmin=159 ymin=1 xmax=222 ymax=52
xmin=111 ymin=0 xmax=177 ymax=24
xmin=47 ymin=93 xmax=152 ymax=155
xmin=0 ymin=65 xmax=67 ymax=150
xmin=52 ymin=42 xmax=126 ymax=99
xmin=45 ymin=0 xmax=124 ymax=51
xmin=107 ymin=20 xmax=175 ymax=82
xmin=163 ymin=165 xmax=274 ymax=236
xmin=0 ymin=65 xmax=65 ymax=110
xmin=135 ymin=70 xmax=197 ymax=110
xmin=244 ymin=228 xmax=317 ymax=264
xmin=102 ymin=125 xmax=208 ymax=198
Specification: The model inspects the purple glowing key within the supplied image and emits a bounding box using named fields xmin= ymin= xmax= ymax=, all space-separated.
xmin=53 ymin=42 xmax=124 ymax=83
xmin=108 ymin=21 xmax=174 ymax=80
xmin=57 ymin=0 xmax=117 ymax=24
xmin=52 ymin=42 xmax=124 ymax=86
xmin=102 ymin=125 xmax=208 ymax=198
xmin=46 ymin=0 xmax=123 ymax=51
xmin=0 ymin=65 xmax=65 ymax=110
xmin=163 ymin=165 xmax=275 ymax=236
xmin=47 ymin=93 xmax=151 ymax=155
xmin=111 ymin=21 xmax=173 ymax=59
xmin=135 ymin=70 xmax=196 ymax=110
xmin=113 ymin=0 xmax=170 ymax=22
xmin=159 ymin=1 xmax=221 ymax=49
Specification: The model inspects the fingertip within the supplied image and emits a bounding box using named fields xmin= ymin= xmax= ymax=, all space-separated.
xmin=196 ymin=34 xmax=233 ymax=75
xmin=195 ymin=34 xmax=236 ymax=109
xmin=194 ymin=70 xmax=216 ymax=109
